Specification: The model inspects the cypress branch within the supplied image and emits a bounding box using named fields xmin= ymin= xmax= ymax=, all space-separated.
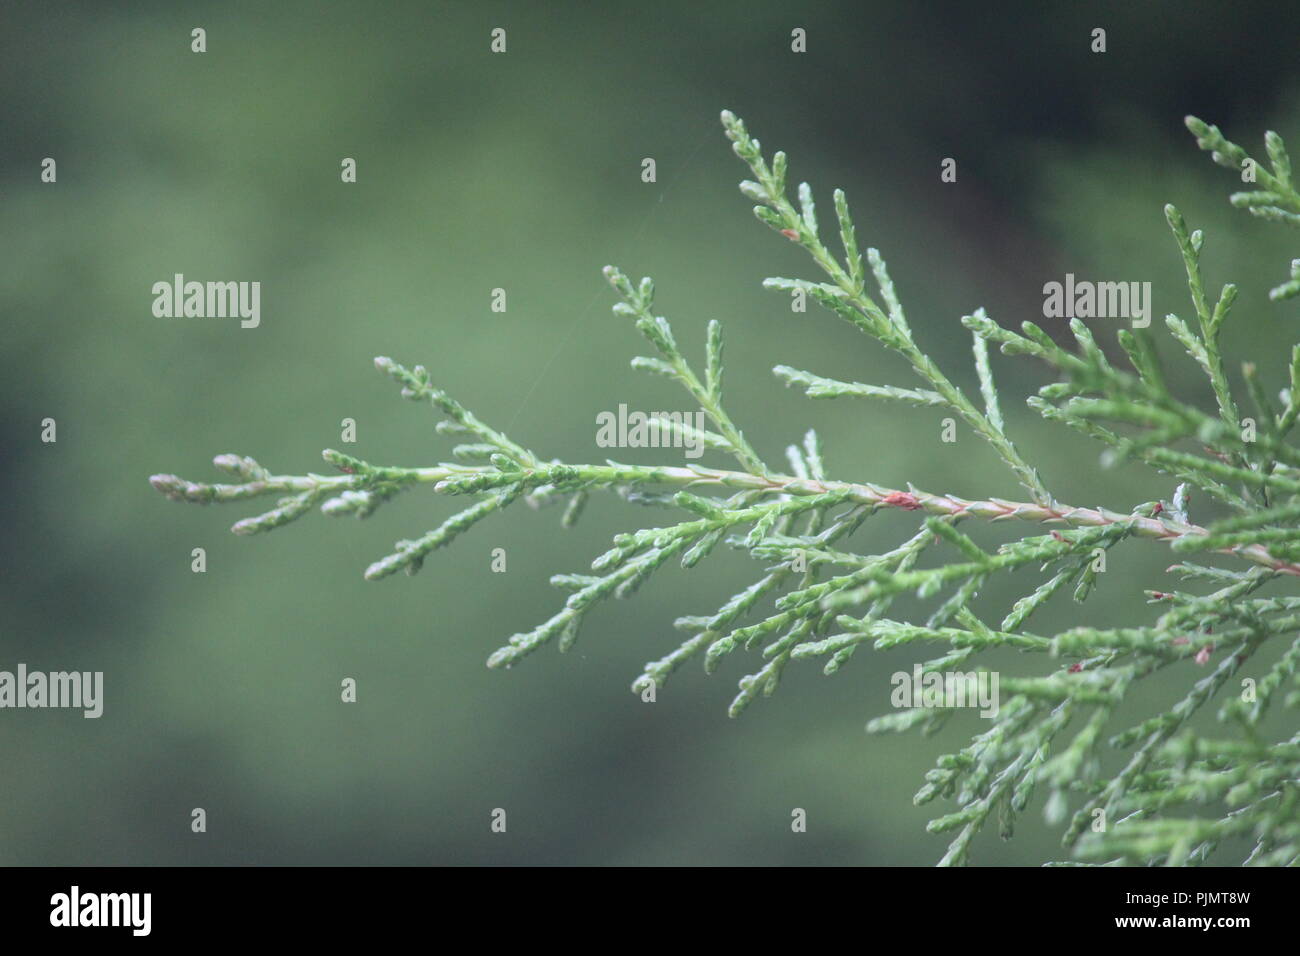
xmin=150 ymin=111 xmax=1300 ymax=866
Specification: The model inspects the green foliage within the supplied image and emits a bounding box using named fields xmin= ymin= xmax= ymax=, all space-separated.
xmin=151 ymin=112 xmax=1300 ymax=866
xmin=1185 ymin=115 xmax=1300 ymax=301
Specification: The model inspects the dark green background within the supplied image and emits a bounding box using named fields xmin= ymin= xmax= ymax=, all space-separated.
xmin=2 ymin=0 xmax=1297 ymax=865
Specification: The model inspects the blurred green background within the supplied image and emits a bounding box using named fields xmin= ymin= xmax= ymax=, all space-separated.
xmin=2 ymin=0 xmax=1298 ymax=865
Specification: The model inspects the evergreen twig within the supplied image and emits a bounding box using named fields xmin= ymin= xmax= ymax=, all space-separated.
xmin=151 ymin=112 xmax=1300 ymax=866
